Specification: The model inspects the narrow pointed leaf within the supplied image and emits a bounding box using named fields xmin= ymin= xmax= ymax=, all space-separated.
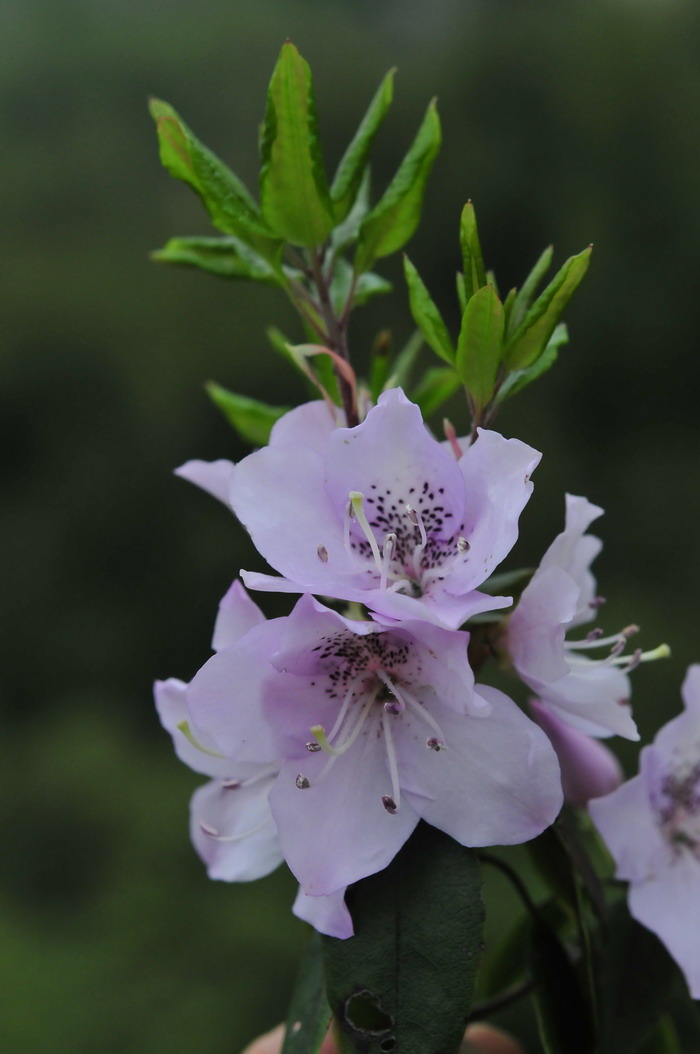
xmin=259 ymin=42 xmax=333 ymax=246
xmin=323 ymin=823 xmax=483 ymax=1054
xmin=455 ymin=285 xmax=504 ymax=411
xmin=206 ymin=382 xmax=290 ymax=445
xmin=504 ymin=247 xmax=591 ymax=371
xmin=149 ymin=98 xmax=280 ymax=260
xmin=509 ymin=245 xmax=554 ymax=334
xmin=331 ymin=166 xmax=372 ymax=252
xmin=460 ymin=202 xmax=487 ymax=301
xmin=528 ymin=919 xmax=593 ymax=1054
xmin=384 ymin=330 xmax=423 ymax=390
xmin=403 ymin=256 xmax=455 ymax=365
xmin=355 ymin=100 xmax=441 ymax=272
xmin=456 ymin=271 xmax=467 ymax=314
xmin=281 ymin=930 xmax=333 ymax=1054
xmin=497 ymin=324 xmax=568 ymax=403
xmin=331 ymin=69 xmax=395 ymax=222
xmin=330 ymin=258 xmax=391 ymax=315
xmin=152 ymin=235 xmax=281 ymax=284
xmin=411 ymin=366 xmax=461 ymax=417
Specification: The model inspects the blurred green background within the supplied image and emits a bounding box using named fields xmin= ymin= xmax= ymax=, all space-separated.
xmin=4 ymin=0 xmax=700 ymax=1049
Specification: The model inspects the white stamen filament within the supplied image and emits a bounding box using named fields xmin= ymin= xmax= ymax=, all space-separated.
xmin=199 ymin=816 xmax=271 ymax=842
xmin=399 ymin=686 xmax=449 ymax=747
xmin=349 ymin=491 xmax=384 ymax=577
xmin=376 ymin=669 xmax=406 ymax=713
xmin=310 ymin=687 xmax=379 ymax=758
xmin=566 ymin=626 xmax=639 ymax=652
xmin=405 ymin=504 xmax=428 ymax=578
xmin=382 ymin=713 xmax=401 ymax=811
xmin=380 ymin=533 xmax=396 ymax=592
xmin=567 ymin=642 xmax=670 ymax=670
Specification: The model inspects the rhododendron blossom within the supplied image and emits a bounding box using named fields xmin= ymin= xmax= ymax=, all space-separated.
xmin=185 ymin=592 xmax=563 ymax=896
xmin=229 ymin=388 xmax=541 ymax=629
xmin=590 ymin=666 xmax=700 ymax=998
xmin=507 ymin=495 xmax=665 ymax=740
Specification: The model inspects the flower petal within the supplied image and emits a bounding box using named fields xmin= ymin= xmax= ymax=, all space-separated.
xmin=175 ymin=458 xmax=236 ymax=506
xmin=508 ymin=565 xmax=580 ymax=684
xmin=269 ymin=400 xmax=340 ymax=450
xmin=189 ymin=778 xmax=282 ymax=882
xmin=588 ymin=766 xmax=665 ymax=883
xmin=212 ymin=579 xmax=266 ymax=652
xmin=529 ymin=699 xmax=623 ymax=807
xmin=292 ymin=885 xmax=353 ymax=939
xmin=154 ymin=677 xmax=234 ymax=778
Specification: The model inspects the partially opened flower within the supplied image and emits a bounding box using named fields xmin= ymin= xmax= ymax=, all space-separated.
xmin=230 ymin=388 xmax=541 ymax=629
xmin=507 ymin=495 xmax=667 ymax=740
xmin=155 ymin=581 xmax=353 ymax=937
xmin=186 ymin=593 xmax=563 ymax=897
xmin=589 ymin=665 xmax=700 ymax=998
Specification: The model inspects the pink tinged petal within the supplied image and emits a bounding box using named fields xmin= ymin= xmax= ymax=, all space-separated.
xmin=185 ymin=619 xmax=287 ymax=762
xmin=628 ymin=854 xmax=700 ymax=998
xmin=154 ymin=677 xmax=234 ymax=779
xmin=400 ymin=685 xmax=563 ymax=846
xmin=529 ymin=699 xmax=623 ymax=808
xmin=292 ymin=886 xmax=354 ymax=939
xmin=588 ymin=767 xmax=666 ymax=883
xmin=269 ymin=736 xmax=420 ymax=895
xmin=509 ymin=565 xmax=581 ymax=684
xmin=540 ymin=665 xmax=638 ymax=740
xmin=269 ymin=400 xmax=340 ymax=450
xmin=446 ymin=429 xmax=541 ymax=594
xmin=212 ymin=579 xmax=266 ymax=652
xmin=189 ymin=778 xmax=282 ymax=882
xmin=174 ymin=458 xmax=236 ymax=506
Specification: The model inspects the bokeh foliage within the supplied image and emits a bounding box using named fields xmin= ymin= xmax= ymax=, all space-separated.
xmin=4 ymin=0 xmax=700 ymax=1049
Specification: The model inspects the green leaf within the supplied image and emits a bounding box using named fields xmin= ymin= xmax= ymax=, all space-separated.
xmin=323 ymin=823 xmax=483 ymax=1054
xmin=206 ymin=382 xmax=290 ymax=445
xmin=331 ymin=69 xmax=395 ymax=222
xmin=504 ymin=247 xmax=591 ymax=371
xmin=599 ymin=901 xmax=682 ymax=1054
xmin=411 ymin=366 xmax=461 ymax=418
xmin=528 ymin=919 xmax=593 ymax=1054
xmin=403 ymin=256 xmax=455 ymax=366
xmin=384 ymin=330 xmax=423 ymax=391
xmin=281 ymin=930 xmax=333 ymax=1054
xmin=148 ymin=98 xmax=280 ymax=261
xmin=497 ymin=323 xmax=567 ymax=403
xmin=368 ymin=332 xmax=392 ymax=403
xmin=455 ymin=285 xmax=504 ymax=411
xmin=460 ymin=202 xmax=487 ymax=301
xmin=330 ymin=258 xmax=391 ymax=315
xmin=259 ymin=42 xmax=333 ymax=246
xmin=638 ymin=1016 xmax=681 ymax=1054
xmin=509 ymin=245 xmax=554 ymax=334
xmin=355 ymin=100 xmax=441 ymax=272
xmin=331 ymin=167 xmax=371 ymax=253
xmin=455 ymin=271 xmax=467 ymax=314
xmin=151 ymin=235 xmax=281 ymax=284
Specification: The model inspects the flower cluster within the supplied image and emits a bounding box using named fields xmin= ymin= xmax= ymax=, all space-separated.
xmin=157 ymin=388 xmax=655 ymax=936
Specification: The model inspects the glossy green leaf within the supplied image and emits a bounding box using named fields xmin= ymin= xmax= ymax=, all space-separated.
xmin=411 ymin=366 xmax=461 ymax=417
xmin=455 ymin=271 xmax=467 ymax=314
xmin=460 ymin=202 xmax=487 ymax=301
xmin=206 ymin=382 xmax=290 ymax=445
xmin=599 ymin=901 xmax=682 ymax=1054
xmin=528 ymin=919 xmax=593 ymax=1054
xmin=323 ymin=823 xmax=483 ymax=1054
xmin=504 ymin=247 xmax=591 ymax=371
xmin=281 ymin=930 xmax=333 ymax=1054
xmin=331 ymin=69 xmax=395 ymax=222
xmin=403 ymin=256 xmax=455 ymax=366
xmin=331 ymin=167 xmax=371 ymax=253
xmin=455 ymin=285 xmax=504 ymax=411
xmin=151 ymin=235 xmax=281 ymax=284
xmin=355 ymin=100 xmax=441 ymax=272
xmin=509 ymin=245 xmax=553 ymax=334
xmin=149 ymin=98 xmax=280 ymax=261
xmin=497 ymin=324 xmax=567 ymax=403
xmin=259 ymin=42 xmax=333 ymax=246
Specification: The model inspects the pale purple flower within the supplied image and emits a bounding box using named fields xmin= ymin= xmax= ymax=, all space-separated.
xmin=589 ymin=666 xmax=700 ymax=998
xmin=175 ymin=458 xmax=236 ymax=505
xmin=230 ymin=388 xmax=541 ymax=629
xmin=186 ymin=593 xmax=563 ymax=896
xmin=529 ymin=698 xmax=623 ymax=808
xmin=507 ymin=494 xmax=663 ymax=740
xmin=155 ymin=581 xmax=353 ymax=936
